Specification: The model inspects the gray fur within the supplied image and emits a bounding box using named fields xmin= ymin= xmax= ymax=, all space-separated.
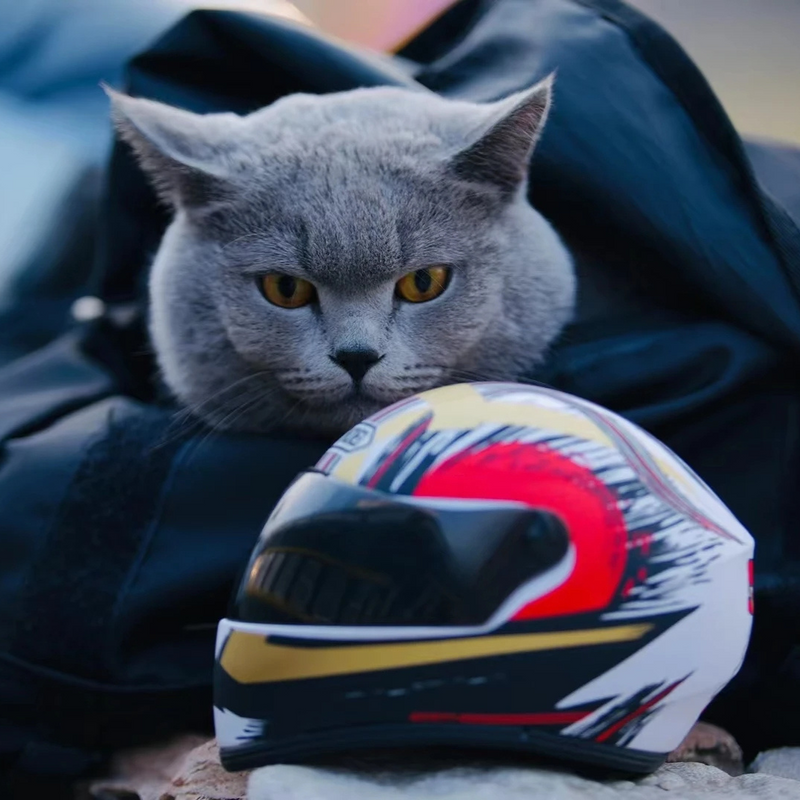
xmin=108 ymin=77 xmax=575 ymax=436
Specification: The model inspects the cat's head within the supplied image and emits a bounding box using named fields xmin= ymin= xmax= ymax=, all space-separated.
xmin=109 ymin=78 xmax=575 ymax=436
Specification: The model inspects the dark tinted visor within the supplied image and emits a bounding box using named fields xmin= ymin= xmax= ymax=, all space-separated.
xmin=234 ymin=471 xmax=568 ymax=627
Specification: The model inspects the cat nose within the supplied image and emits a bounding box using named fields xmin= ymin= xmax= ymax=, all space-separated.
xmin=331 ymin=349 xmax=383 ymax=383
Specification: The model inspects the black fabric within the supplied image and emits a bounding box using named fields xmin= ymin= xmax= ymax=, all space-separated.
xmin=2 ymin=0 xmax=800 ymax=778
xmin=8 ymin=408 xmax=189 ymax=677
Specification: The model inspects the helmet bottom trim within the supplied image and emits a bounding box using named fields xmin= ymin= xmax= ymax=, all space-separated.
xmin=218 ymin=721 xmax=667 ymax=775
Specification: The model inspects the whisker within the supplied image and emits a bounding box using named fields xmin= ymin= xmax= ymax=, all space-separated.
xmin=149 ymin=413 xmax=206 ymax=453
xmin=215 ymin=392 xmax=269 ymax=433
xmin=270 ymin=396 xmax=305 ymax=432
xmin=180 ymin=371 xmax=273 ymax=418
xmin=189 ymin=390 xmax=270 ymax=456
xmin=152 ymin=371 xmax=273 ymax=451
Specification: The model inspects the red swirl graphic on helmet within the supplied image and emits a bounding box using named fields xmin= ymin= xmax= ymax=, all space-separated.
xmin=359 ymin=414 xmax=725 ymax=621
xmin=412 ymin=440 xmax=629 ymax=620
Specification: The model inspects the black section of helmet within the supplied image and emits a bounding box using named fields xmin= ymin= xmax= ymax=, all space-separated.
xmin=234 ymin=471 xmax=569 ymax=627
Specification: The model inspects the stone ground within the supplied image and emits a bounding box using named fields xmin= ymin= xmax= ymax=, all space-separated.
xmin=84 ymin=733 xmax=800 ymax=800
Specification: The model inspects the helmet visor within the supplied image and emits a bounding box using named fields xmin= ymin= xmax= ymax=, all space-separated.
xmin=234 ymin=470 xmax=569 ymax=628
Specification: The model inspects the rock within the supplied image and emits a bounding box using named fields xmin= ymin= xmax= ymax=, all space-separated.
xmin=666 ymin=722 xmax=744 ymax=775
xmin=156 ymin=738 xmax=248 ymax=800
xmin=751 ymin=748 xmax=800 ymax=781
xmin=89 ymin=735 xmax=208 ymax=800
xmin=249 ymin=758 xmax=800 ymax=800
xmin=90 ymin=736 xmax=800 ymax=800
xmin=89 ymin=736 xmax=247 ymax=800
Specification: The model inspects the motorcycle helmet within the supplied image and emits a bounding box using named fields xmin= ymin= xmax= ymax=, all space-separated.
xmin=213 ymin=382 xmax=754 ymax=774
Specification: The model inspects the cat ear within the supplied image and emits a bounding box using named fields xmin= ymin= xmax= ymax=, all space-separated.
xmin=105 ymin=86 xmax=241 ymax=208
xmin=450 ymin=74 xmax=554 ymax=196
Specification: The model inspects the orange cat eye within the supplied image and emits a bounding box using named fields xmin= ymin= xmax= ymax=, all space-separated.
xmin=396 ymin=266 xmax=450 ymax=303
xmin=261 ymin=273 xmax=316 ymax=309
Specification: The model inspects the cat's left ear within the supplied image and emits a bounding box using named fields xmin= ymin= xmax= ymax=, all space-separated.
xmin=105 ymin=86 xmax=242 ymax=209
xmin=450 ymin=74 xmax=554 ymax=197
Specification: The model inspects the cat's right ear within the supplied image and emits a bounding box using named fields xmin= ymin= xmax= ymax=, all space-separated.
xmin=105 ymin=86 xmax=241 ymax=209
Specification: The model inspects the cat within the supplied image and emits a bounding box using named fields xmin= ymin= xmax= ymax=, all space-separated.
xmin=108 ymin=76 xmax=575 ymax=437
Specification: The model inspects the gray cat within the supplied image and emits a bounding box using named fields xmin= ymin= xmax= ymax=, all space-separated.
xmin=108 ymin=77 xmax=575 ymax=436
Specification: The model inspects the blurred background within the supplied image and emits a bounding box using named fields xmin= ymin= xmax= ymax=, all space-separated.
xmin=615 ymin=0 xmax=800 ymax=145
xmin=295 ymin=0 xmax=800 ymax=145
xmin=0 ymin=0 xmax=797 ymax=337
